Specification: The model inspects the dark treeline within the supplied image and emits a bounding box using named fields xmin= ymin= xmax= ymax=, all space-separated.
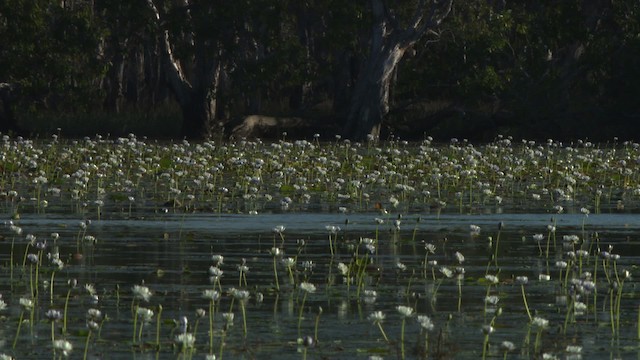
xmin=1 ymin=0 xmax=639 ymax=141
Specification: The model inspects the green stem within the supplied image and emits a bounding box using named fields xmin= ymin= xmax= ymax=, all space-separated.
xmin=521 ymin=284 xmax=532 ymax=322
xmin=83 ymin=330 xmax=91 ymax=360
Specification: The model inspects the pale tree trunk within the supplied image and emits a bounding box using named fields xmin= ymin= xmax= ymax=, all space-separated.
xmin=146 ymin=0 xmax=222 ymax=138
xmin=343 ymin=0 xmax=453 ymax=141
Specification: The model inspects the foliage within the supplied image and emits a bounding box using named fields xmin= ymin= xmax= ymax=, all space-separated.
xmin=1 ymin=0 xmax=639 ymax=140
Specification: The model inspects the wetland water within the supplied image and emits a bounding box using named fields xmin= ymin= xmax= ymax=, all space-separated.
xmin=0 ymin=136 xmax=640 ymax=359
xmin=2 ymin=211 xmax=639 ymax=359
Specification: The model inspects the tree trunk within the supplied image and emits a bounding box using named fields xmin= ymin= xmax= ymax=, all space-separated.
xmin=343 ymin=0 xmax=453 ymax=141
xmin=146 ymin=0 xmax=222 ymax=139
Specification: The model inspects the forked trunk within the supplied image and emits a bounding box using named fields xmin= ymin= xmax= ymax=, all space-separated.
xmin=343 ymin=0 xmax=453 ymax=141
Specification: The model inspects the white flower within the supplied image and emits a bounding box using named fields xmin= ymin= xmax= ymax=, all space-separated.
xmin=85 ymin=283 xmax=96 ymax=296
xmin=175 ymin=333 xmax=196 ymax=348
xmin=87 ymin=308 xmax=102 ymax=321
xmin=282 ymin=257 xmax=296 ymax=268
xmin=230 ymin=288 xmax=250 ymax=301
xmin=565 ymin=345 xmax=582 ymax=353
xmin=516 ymin=276 xmax=529 ymax=285
xmin=368 ymin=311 xmax=385 ymax=324
xmin=136 ymin=307 xmax=154 ymax=323
xmin=273 ymin=225 xmax=286 ymax=234
xmin=484 ymin=295 xmax=500 ymax=305
xmin=19 ymin=297 xmax=33 ymax=310
xmin=485 ymin=274 xmax=499 ymax=284
xmin=501 ymin=341 xmax=516 ymax=351
xmin=202 ymin=289 xmax=220 ymax=301
xmin=396 ymin=305 xmax=414 ymax=318
xmin=424 ymin=243 xmax=436 ymax=253
xmin=325 ymin=225 xmax=340 ymax=234
xmin=209 ymin=266 xmax=223 ymax=278
xmin=337 ymin=262 xmax=349 ymax=275
xmin=532 ymin=316 xmax=549 ymax=328
xmin=454 ymin=251 xmax=465 ymax=264
xmin=439 ymin=266 xmax=453 ymax=278
xmin=300 ymin=282 xmax=316 ymax=293
xmin=46 ymin=309 xmax=63 ymax=321
xmin=132 ymin=285 xmax=152 ymax=302
xmin=482 ymin=324 xmax=494 ymax=334
xmin=222 ymin=312 xmax=234 ymax=324
xmin=53 ymin=339 xmax=73 ymax=356
xmin=417 ymin=315 xmax=434 ymax=331
xmin=211 ymin=254 xmax=224 ymax=265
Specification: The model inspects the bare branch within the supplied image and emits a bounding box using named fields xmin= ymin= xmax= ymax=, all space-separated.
xmin=146 ymin=0 xmax=192 ymax=99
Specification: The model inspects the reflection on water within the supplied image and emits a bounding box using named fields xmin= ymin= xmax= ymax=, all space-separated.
xmin=0 ymin=211 xmax=639 ymax=359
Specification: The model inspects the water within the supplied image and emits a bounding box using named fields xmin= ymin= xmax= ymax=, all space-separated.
xmin=1 ymin=210 xmax=638 ymax=359
xmin=1 ymin=136 xmax=640 ymax=359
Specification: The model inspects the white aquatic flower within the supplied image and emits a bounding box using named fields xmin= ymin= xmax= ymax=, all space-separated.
xmin=175 ymin=333 xmax=196 ymax=348
xmin=439 ymin=266 xmax=453 ymax=278
xmin=396 ymin=305 xmax=414 ymax=318
xmin=368 ymin=311 xmax=385 ymax=324
xmin=484 ymin=295 xmax=500 ymax=305
xmin=424 ymin=243 xmax=436 ymax=253
xmin=202 ymin=289 xmax=220 ymax=301
xmin=85 ymin=283 xmax=96 ymax=296
xmin=533 ymin=234 xmax=544 ymax=242
xmin=325 ymin=225 xmax=340 ymax=234
xmin=532 ymin=316 xmax=549 ymax=328
xmin=454 ymin=251 xmax=465 ymax=264
xmin=231 ymin=288 xmax=250 ymax=301
xmin=211 ymin=254 xmax=224 ymax=265
xmin=222 ymin=312 xmax=234 ymax=324
xmin=416 ymin=315 xmax=434 ymax=331
xmin=19 ymin=297 xmax=33 ymax=310
xmin=396 ymin=262 xmax=407 ymax=271
xmin=539 ymin=274 xmax=551 ymax=281
xmin=87 ymin=308 xmax=102 ymax=321
xmin=209 ymin=266 xmax=223 ymax=278
xmin=565 ymin=345 xmax=582 ymax=353
xmin=363 ymin=290 xmax=377 ymax=304
xmin=470 ymin=225 xmax=481 ymax=236
xmin=53 ymin=339 xmax=73 ymax=356
xmin=282 ymin=257 xmax=296 ymax=268
xmin=516 ymin=276 xmax=529 ymax=285
xmin=482 ymin=324 xmax=494 ymax=334
xmin=337 ymin=262 xmax=349 ymax=275
xmin=46 ymin=309 xmax=63 ymax=321
xmin=300 ymin=282 xmax=316 ymax=293
xmin=485 ymin=274 xmax=499 ymax=284
xmin=273 ymin=225 xmax=286 ymax=234
xmin=501 ymin=341 xmax=516 ymax=351
xmin=136 ymin=307 xmax=154 ymax=323
xmin=0 ymin=298 xmax=7 ymax=311
xmin=132 ymin=285 xmax=152 ymax=302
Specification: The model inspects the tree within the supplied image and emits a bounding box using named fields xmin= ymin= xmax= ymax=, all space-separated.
xmin=342 ymin=0 xmax=453 ymax=141
xmin=146 ymin=0 xmax=228 ymax=138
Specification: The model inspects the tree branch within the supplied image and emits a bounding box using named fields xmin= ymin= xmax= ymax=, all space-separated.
xmin=146 ymin=0 xmax=192 ymax=102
